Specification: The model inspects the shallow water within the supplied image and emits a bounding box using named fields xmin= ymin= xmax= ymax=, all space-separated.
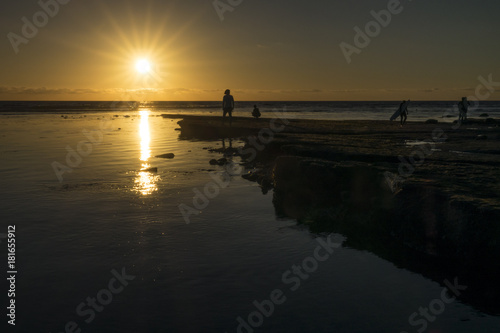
xmin=1 ymin=112 xmax=499 ymax=332
xmin=1 ymin=100 xmax=500 ymax=122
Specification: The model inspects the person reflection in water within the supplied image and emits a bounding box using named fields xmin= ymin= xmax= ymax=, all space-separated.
xmin=222 ymin=138 xmax=233 ymax=151
xmin=222 ymin=89 xmax=234 ymax=126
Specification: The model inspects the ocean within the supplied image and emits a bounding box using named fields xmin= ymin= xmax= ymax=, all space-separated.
xmin=0 ymin=102 xmax=499 ymax=332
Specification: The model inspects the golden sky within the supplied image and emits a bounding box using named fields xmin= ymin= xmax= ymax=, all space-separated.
xmin=1 ymin=0 xmax=499 ymax=101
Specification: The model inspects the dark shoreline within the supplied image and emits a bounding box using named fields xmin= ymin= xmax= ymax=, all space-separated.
xmin=171 ymin=114 xmax=500 ymax=251
xmin=169 ymin=114 xmax=500 ymax=314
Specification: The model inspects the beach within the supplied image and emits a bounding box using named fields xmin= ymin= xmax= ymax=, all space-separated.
xmin=3 ymin=0 xmax=500 ymax=331
xmin=1 ymin=110 xmax=499 ymax=332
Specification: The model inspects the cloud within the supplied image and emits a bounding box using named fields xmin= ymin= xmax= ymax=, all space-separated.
xmin=0 ymin=86 xmax=204 ymax=96
xmin=419 ymin=88 xmax=440 ymax=93
xmin=299 ymin=89 xmax=323 ymax=93
xmin=1 ymin=86 xmax=492 ymax=101
xmin=0 ymin=87 xmax=103 ymax=95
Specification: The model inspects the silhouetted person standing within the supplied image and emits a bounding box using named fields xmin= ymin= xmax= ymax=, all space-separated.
xmin=400 ymin=100 xmax=409 ymax=126
xmin=222 ymin=89 xmax=234 ymax=125
xmin=458 ymin=97 xmax=470 ymax=123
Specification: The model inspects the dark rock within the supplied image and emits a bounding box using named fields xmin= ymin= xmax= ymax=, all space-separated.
xmin=217 ymin=158 xmax=228 ymax=165
xmin=207 ymin=158 xmax=230 ymax=166
xmin=273 ymin=155 xmax=500 ymax=271
xmin=480 ymin=113 xmax=489 ymax=117
xmin=209 ymin=147 xmax=239 ymax=155
xmin=142 ymin=167 xmax=157 ymax=173
xmin=476 ymin=135 xmax=488 ymax=140
xmin=425 ymin=119 xmax=439 ymax=124
xmin=242 ymin=171 xmax=260 ymax=182
xmin=242 ymin=168 xmax=274 ymax=194
xmin=155 ymin=153 xmax=175 ymax=159
xmin=273 ymin=156 xmax=392 ymax=219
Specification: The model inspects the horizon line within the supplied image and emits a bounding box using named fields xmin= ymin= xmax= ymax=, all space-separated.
xmin=1 ymin=100 xmax=499 ymax=103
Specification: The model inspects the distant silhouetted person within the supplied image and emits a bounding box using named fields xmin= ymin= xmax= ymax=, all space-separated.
xmin=400 ymin=100 xmax=409 ymax=126
xmin=252 ymin=105 xmax=261 ymax=119
xmin=458 ymin=97 xmax=470 ymax=123
xmin=222 ymin=89 xmax=234 ymax=125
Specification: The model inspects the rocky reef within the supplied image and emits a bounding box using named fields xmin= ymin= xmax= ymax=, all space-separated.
xmin=173 ymin=114 xmax=500 ymax=313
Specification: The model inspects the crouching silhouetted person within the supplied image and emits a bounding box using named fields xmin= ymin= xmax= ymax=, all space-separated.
xmin=252 ymin=105 xmax=261 ymax=119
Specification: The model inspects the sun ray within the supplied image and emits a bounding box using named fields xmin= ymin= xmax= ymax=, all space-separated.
xmin=52 ymin=0 xmax=210 ymax=100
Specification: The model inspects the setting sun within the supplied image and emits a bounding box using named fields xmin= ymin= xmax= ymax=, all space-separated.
xmin=135 ymin=59 xmax=151 ymax=74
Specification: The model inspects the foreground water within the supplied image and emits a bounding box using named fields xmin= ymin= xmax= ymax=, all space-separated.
xmin=0 ymin=111 xmax=499 ymax=332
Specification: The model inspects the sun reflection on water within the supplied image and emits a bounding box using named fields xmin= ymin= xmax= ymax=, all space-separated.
xmin=140 ymin=110 xmax=151 ymax=161
xmin=134 ymin=110 xmax=159 ymax=195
